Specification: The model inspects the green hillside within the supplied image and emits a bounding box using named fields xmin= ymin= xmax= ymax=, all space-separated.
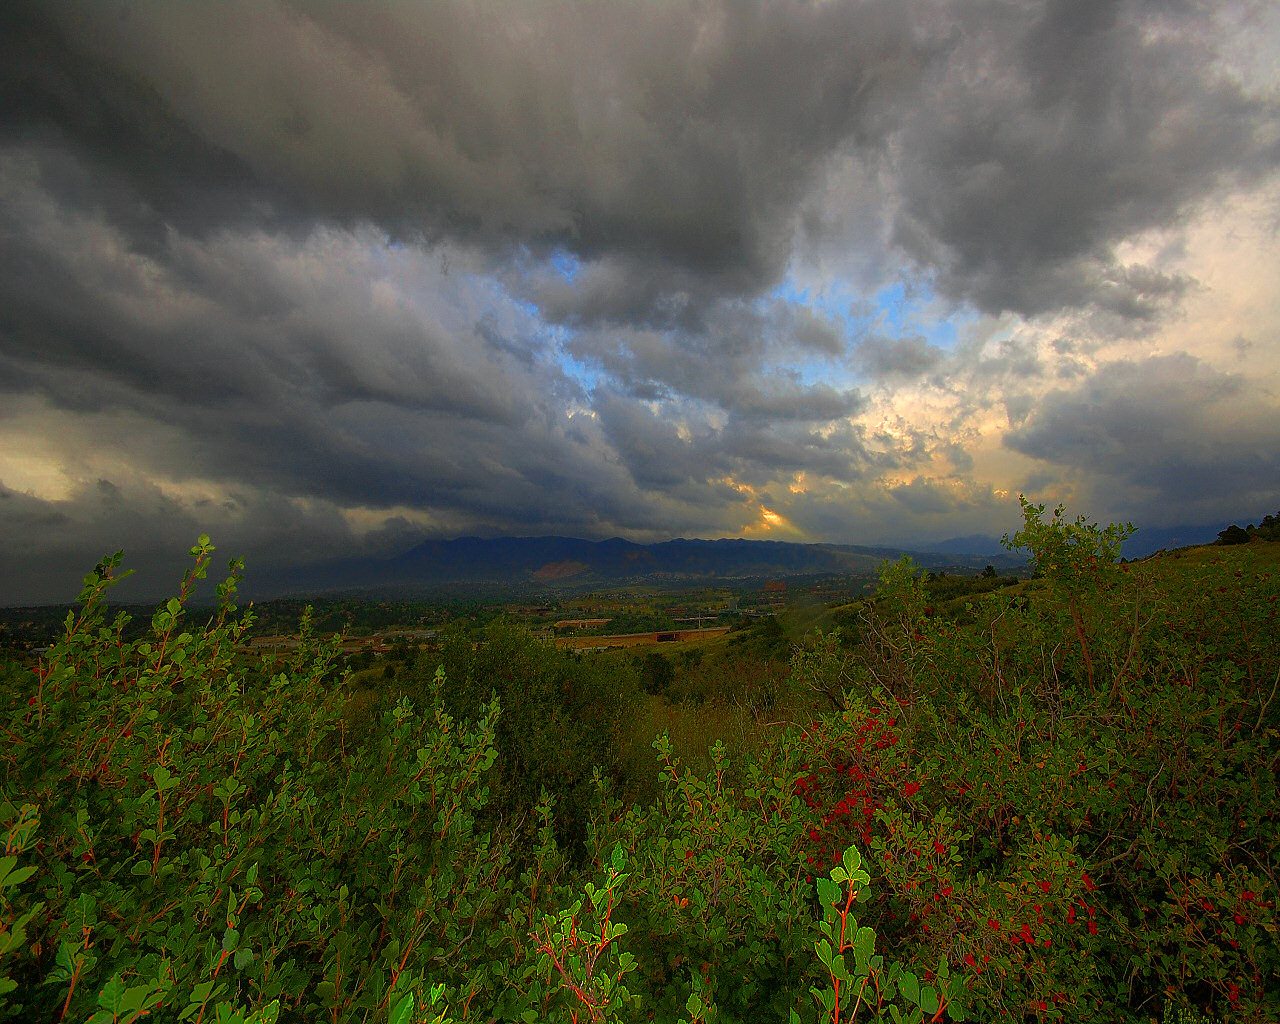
xmin=2 ymin=504 xmax=1277 ymax=1023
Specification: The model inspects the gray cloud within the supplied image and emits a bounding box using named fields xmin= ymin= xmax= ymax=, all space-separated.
xmin=0 ymin=474 xmax=358 ymax=605
xmin=1005 ymin=353 xmax=1280 ymax=519
xmin=5 ymin=0 xmax=1273 ymax=316
xmin=854 ymin=333 xmax=946 ymax=379
xmin=0 ymin=0 xmax=1277 ymax=602
xmin=790 ymin=307 xmax=847 ymax=357
xmin=4 ymin=0 xmax=927 ymax=289
xmin=889 ymin=0 xmax=1278 ymax=316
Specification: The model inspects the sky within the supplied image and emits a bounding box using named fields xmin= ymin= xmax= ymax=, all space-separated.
xmin=2 ymin=0 xmax=1279 ymax=604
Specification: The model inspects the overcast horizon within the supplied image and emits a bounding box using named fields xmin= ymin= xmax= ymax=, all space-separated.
xmin=2 ymin=0 xmax=1279 ymax=604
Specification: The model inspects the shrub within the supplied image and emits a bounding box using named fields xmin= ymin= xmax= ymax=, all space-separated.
xmin=4 ymin=501 xmax=1276 ymax=1023
xmin=2 ymin=541 xmax=514 ymax=1022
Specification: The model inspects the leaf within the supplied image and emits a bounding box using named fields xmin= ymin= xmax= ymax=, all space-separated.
xmin=853 ymin=926 xmax=876 ymax=975
xmin=222 ymin=927 xmax=239 ymax=952
xmin=96 ymin=975 xmax=127 ymax=1013
xmin=248 ymin=1002 xmax=280 ymax=1024
xmin=0 ymin=863 xmax=35 ymax=889
xmin=899 ymin=969 xmax=920 ymax=1004
xmin=152 ymin=765 xmax=179 ymax=792
xmin=390 ymin=993 xmax=415 ymax=1024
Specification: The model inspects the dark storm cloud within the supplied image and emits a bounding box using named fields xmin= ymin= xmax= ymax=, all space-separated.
xmin=1005 ymin=353 xmax=1280 ymax=511
xmin=5 ymin=0 xmax=926 ymax=288
xmin=890 ymin=0 xmax=1278 ymax=316
xmin=0 ymin=0 xmax=1276 ymax=603
xmin=5 ymin=1 xmax=1273 ymax=316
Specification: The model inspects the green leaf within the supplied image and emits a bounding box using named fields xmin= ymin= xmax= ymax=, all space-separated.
xmin=152 ymin=765 xmax=180 ymax=792
xmin=96 ymin=975 xmax=127 ymax=1012
xmin=222 ymin=927 xmax=240 ymax=952
xmin=899 ymin=969 xmax=920 ymax=1004
xmin=0 ymin=862 xmax=35 ymax=889
xmin=853 ymin=926 xmax=876 ymax=975
xmin=249 ymin=1002 xmax=280 ymax=1024
xmin=390 ymin=993 xmax=415 ymax=1024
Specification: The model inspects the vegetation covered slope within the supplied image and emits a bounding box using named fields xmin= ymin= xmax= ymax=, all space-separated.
xmin=1 ymin=503 xmax=1277 ymax=1023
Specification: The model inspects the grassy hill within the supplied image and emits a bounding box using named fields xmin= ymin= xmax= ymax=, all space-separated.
xmin=2 ymin=515 xmax=1277 ymax=1023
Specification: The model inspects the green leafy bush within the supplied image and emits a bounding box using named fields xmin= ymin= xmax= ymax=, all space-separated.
xmin=3 ymin=540 xmax=514 ymax=1021
xmin=785 ymin=500 xmax=1279 ymax=1020
xmin=3 ymin=500 xmax=1277 ymax=1022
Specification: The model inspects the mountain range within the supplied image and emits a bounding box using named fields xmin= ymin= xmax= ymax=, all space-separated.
xmin=248 ymin=518 xmax=1233 ymax=599
xmin=257 ymin=534 xmax=1029 ymax=599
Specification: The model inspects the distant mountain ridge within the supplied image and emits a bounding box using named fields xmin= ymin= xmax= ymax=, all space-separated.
xmin=260 ymin=534 xmax=1027 ymax=599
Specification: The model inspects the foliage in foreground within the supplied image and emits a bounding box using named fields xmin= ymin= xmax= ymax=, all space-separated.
xmin=2 ymin=499 xmax=1278 ymax=1022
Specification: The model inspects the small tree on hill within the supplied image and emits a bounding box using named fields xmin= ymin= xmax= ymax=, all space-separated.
xmin=1002 ymin=497 xmax=1134 ymax=690
xmin=1217 ymin=524 xmax=1250 ymax=545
